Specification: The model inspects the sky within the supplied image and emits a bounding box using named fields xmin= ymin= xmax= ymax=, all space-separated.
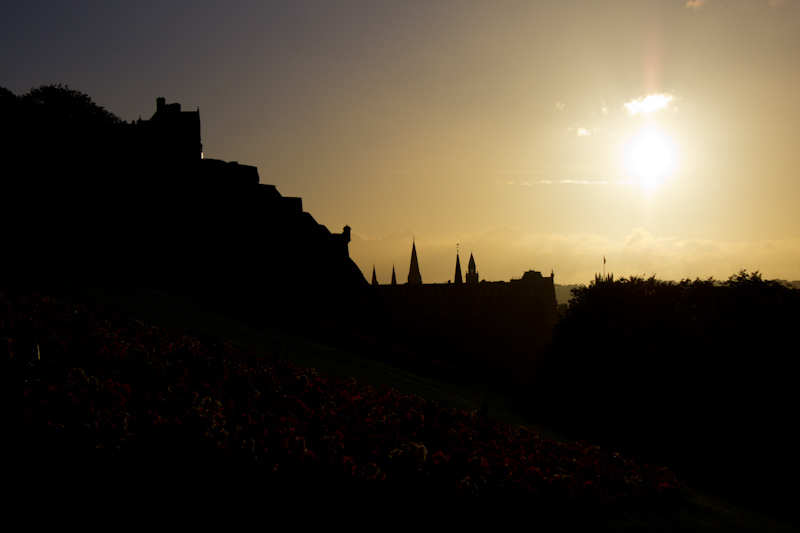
xmin=3 ymin=0 xmax=800 ymax=285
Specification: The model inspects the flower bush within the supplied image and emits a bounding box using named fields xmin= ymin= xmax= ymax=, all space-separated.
xmin=0 ymin=290 xmax=681 ymax=507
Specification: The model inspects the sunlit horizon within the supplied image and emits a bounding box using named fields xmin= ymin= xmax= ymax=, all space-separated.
xmin=3 ymin=1 xmax=800 ymax=286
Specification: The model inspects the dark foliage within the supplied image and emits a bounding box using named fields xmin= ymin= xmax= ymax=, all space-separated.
xmin=531 ymin=271 xmax=799 ymax=518
xmin=20 ymin=84 xmax=121 ymax=124
xmin=0 ymin=291 xmax=681 ymax=516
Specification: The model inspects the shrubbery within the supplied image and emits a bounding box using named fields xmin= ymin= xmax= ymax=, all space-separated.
xmin=0 ymin=291 xmax=681 ymax=510
xmin=532 ymin=271 xmax=798 ymax=513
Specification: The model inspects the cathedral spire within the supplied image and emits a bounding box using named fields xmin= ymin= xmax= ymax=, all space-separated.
xmin=372 ymin=263 xmax=378 ymax=286
xmin=391 ymin=264 xmax=397 ymax=285
xmin=466 ymin=252 xmax=479 ymax=284
xmin=454 ymin=245 xmax=463 ymax=284
xmin=408 ymin=238 xmax=422 ymax=284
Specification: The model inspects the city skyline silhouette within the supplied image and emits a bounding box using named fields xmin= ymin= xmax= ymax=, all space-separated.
xmin=3 ymin=2 xmax=800 ymax=285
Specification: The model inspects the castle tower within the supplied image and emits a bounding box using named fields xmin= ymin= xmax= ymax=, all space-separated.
xmin=408 ymin=239 xmax=422 ymax=284
xmin=454 ymin=250 xmax=463 ymax=284
xmin=391 ymin=264 xmax=397 ymax=285
xmin=466 ymin=253 xmax=479 ymax=284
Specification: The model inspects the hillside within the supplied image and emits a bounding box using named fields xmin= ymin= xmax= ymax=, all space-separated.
xmin=2 ymin=248 xmax=798 ymax=531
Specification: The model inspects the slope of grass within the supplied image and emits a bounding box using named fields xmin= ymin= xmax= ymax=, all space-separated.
xmin=1 ymin=248 xmax=797 ymax=531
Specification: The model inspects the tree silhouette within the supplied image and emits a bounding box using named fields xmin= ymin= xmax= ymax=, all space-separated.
xmin=531 ymin=271 xmax=799 ymax=515
xmin=21 ymin=84 xmax=120 ymax=124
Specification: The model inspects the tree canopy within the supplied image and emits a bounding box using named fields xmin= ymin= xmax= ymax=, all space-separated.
xmin=531 ymin=270 xmax=799 ymax=515
xmin=20 ymin=84 xmax=121 ymax=124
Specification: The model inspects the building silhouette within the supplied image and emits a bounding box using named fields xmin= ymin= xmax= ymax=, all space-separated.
xmin=1 ymin=94 xmax=367 ymax=323
xmin=466 ymin=253 xmax=479 ymax=284
xmin=374 ymin=243 xmax=558 ymax=390
xmin=133 ymin=96 xmax=202 ymax=163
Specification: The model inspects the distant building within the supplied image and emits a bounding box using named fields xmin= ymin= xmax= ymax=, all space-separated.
xmin=374 ymin=243 xmax=558 ymax=390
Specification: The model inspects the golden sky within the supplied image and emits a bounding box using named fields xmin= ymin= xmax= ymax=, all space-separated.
xmin=3 ymin=1 xmax=800 ymax=284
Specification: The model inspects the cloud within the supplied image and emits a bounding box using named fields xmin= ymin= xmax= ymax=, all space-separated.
xmin=496 ymin=179 xmax=633 ymax=186
xmin=623 ymin=93 xmax=676 ymax=115
xmin=567 ymin=125 xmax=608 ymax=137
xmin=555 ymin=102 xmax=565 ymax=111
xmin=566 ymin=121 xmax=616 ymax=138
xmin=351 ymin=228 xmax=417 ymax=244
xmin=463 ymin=168 xmax=548 ymax=176
xmin=625 ymin=227 xmax=655 ymax=246
xmin=686 ymin=0 xmax=785 ymax=10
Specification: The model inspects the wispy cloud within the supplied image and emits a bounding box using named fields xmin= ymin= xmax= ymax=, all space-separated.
xmin=625 ymin=227 xmax=655 ymax=246
xmin=566 ymin=124 xmax=612 ymax=138
xmin=686 ymin=0 xmax=785 ymax=10
xmin=560 ymin=179 xmax=609 ymax=185
xmin=523 ymin=179 xmax=631 ymax=186
xmin=463 ymin=168 xmax=549 ymax=176
xmin=623 ymin=93 xmax=676 ymax=115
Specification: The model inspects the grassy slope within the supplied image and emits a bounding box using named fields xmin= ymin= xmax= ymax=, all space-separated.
xmin=1 ymin=248 xmax=796 ymax=532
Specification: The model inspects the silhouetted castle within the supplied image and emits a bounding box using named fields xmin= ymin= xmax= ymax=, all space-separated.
xmin=133 ymin=96 xmax=202 ymax=163
xmin=372 ymin=243 xmax=558 ymax=389
xmin=1 ymin=94 xmax=367 ymax=321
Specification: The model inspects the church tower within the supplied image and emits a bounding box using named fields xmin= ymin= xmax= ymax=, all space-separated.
xmin=391 ymin=264 xmax=397 ymax=285
xmin=408 ymin=239 xmax=422 ymax=284
xmin=466 ymin=253 xmax=479 ymax=284
xmin=454 ymin=249 xmax=463 ymax=284
xmin=372 ymin=264 xmax=378 ymax=286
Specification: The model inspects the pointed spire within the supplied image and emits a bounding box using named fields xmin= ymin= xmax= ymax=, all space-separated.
xmin=391 ymin=264 xmax=397 ymax=285
xmin=454 ymin=245 xmax=463 ymax=284
xmin=408 ymin=238 xmax=422 ymax=284
xmin=372 ymin=263 xmax=378 ymax=286
xmin=466 ymin=252 xmax=479 ymax=284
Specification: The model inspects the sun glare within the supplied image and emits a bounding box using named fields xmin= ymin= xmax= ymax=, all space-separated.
xmin=624 ymin=128 xmax=677 ymax=190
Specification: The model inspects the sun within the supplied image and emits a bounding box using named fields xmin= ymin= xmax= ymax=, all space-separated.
xmin=623 ymin=127 xmax=678 ymax=190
